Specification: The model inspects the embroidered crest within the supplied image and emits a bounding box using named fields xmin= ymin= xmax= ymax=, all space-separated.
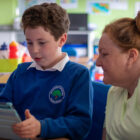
xmin=49 ymin=85 xmax=65 ymax=104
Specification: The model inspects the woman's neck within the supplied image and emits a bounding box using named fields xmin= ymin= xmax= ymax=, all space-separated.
xmin=127 ymin=78 xmax=139 ymax=98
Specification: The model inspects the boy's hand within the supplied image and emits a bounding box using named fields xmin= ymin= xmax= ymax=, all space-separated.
xmin=12 ymin=109 xmax=41 ymax=139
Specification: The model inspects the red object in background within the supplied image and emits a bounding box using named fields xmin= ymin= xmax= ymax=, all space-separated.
xmin=22 ymin=53 xmax=32 ymax=63
xmin=9 ymin=41 xmax=18 ymax=59
xmin=95 ymin=73 xmax=104 ymax=82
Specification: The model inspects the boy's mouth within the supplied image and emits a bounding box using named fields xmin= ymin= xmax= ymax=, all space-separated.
xmin=34 ymin=57 xmax=41 ymax=61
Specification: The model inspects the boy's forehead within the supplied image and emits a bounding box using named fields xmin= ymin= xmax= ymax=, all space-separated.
xmin=25 ymin=26 xmax=48 ymax=32
xmin=25 ymin=26 xmax=50 ymax=36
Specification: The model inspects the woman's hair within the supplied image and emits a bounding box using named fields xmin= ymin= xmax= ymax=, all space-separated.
xmin=103 ymin=11 xmax=140 ymax=51
xmin=21 ymin=3 xmax=70 ymax=41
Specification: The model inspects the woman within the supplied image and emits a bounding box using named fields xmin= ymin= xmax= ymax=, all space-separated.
xmin=96 ymin=11 xmax=140 ymax=140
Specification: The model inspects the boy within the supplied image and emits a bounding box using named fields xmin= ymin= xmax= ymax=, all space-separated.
xmin=0 ymin=3 xmax=93 ymax=140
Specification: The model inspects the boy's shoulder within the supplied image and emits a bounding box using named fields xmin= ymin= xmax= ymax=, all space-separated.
xmin=16 ymin=62 xmax=32 ymax=74
xmin=66 ymin=61 xmax=88 ymax=71
xmin=18 ymin=62 xmax=32 ymax=69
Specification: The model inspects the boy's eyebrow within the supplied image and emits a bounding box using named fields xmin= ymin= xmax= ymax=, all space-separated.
xmin=26 ymin=38 xmax=44 ymax=40
xmin=26 ymin=39 xmax=31 ymax=41
xmin=37 ymin=39 xmax=47 ymax=41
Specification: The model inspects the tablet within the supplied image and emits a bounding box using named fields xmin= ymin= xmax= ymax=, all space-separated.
xmin=0 ymin=102 xmax=28 ymax=140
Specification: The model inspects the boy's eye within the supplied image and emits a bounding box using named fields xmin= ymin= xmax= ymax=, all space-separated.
xmin=39 ymin=42 xmax=46 ymax=45
xmin=27 ymin=42 xmax=33 ymax=46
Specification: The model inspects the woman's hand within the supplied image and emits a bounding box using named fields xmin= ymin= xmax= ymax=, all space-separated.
xmin=12 ymin=109 xmax=41 ymax=139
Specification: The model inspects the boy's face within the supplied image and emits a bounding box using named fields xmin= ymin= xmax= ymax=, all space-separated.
xmin=25 ymin=26 xmax=66 ymax=69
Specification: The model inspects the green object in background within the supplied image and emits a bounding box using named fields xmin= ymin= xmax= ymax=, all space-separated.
xmin=0 ymin=0 xmax=139 ymax=38
xmin=0 ymin=58 xmax=22 ymax=72
xmin=0 ymin=0 xmax=17 ymax=25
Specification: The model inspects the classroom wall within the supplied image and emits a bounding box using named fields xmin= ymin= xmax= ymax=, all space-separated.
xmin=0 ymin=0 xmax=139 ymax=38
xmin=0 ymin=0 xmax=17 ymax=25
xmin=88 ymin=0 xmax=137 ymax=38
xmin=66 ymin=0 xmax=139 ymax=38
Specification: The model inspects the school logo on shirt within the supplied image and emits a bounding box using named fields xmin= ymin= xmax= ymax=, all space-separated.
xmin=49 ymin=85 xmax=65 ymax=104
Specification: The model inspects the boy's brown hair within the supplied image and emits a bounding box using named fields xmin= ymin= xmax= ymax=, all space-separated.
xmin=21 ymin=3 xmax=70 ymax=41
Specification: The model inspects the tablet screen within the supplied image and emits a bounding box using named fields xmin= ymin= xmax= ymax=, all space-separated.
xmin=0 ymin=102 xmax=28 ymax=140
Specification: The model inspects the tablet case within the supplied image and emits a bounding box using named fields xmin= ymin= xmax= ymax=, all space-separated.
xmin=0 ymin=102 xmax=28 ymax=140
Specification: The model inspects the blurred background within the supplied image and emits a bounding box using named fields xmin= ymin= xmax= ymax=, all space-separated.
xmin=0 ymin=0 xmax=140 ymax=83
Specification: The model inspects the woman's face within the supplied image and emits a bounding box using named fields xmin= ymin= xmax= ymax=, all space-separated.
xmin=96 ymin=33 xmax=129 ymax=86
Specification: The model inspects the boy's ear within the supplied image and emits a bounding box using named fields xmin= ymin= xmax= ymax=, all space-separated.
xmin=127 ymin=48 xmax=139 ymax=65
xmin=59 ymin=33 xmax=67 ymax=47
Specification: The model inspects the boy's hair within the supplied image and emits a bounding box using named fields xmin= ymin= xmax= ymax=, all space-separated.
xmin=21 ymin=3 xmax=70 ymax=41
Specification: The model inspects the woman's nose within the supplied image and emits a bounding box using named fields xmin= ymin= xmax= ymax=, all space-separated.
xmin=96 ymin=56 xmax=101 ymax=67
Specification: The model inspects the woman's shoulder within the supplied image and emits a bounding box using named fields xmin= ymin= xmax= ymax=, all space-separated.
xmin=107 ymin=86 xmax=125 ymax=100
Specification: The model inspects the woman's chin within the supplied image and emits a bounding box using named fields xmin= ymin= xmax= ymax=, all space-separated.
xmin=103 ymin=78 xmax=110 ymax=85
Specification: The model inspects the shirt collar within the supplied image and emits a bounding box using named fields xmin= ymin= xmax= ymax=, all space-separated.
xmin=27 ymin=53 xmax=69 ymax=72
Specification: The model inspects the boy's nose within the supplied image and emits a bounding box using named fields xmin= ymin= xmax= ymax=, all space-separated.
xmin=33 ymin=45 xmax=40 ymax=53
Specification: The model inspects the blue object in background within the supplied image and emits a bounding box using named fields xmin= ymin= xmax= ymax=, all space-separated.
xmin=62 ymin=44 xmax=87 ymax=57
xmin=85 ymin=82 xmax=110 ymax=140
xmin=89 ymin=60 xmax=96 ymax=81
xmin=62 ymin=47 xmax=77 ymax=56
xmin=94 ymin=45 xmax=99 ymax=55
xmin=0 ymin=42 xmax=8 ymax=50
xmin=20 ymin=41 xmax=27 ymax=47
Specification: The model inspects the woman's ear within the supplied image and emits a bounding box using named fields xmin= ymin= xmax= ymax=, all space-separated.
xmin=58 ymin=33 xmax=67 ymax=47
xmin=127 ymin=48 xmax=139 ymax=65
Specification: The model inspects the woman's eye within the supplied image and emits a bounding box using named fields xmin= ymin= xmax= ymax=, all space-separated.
xmin=101 ymin=53 xmax=108 ymax=56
